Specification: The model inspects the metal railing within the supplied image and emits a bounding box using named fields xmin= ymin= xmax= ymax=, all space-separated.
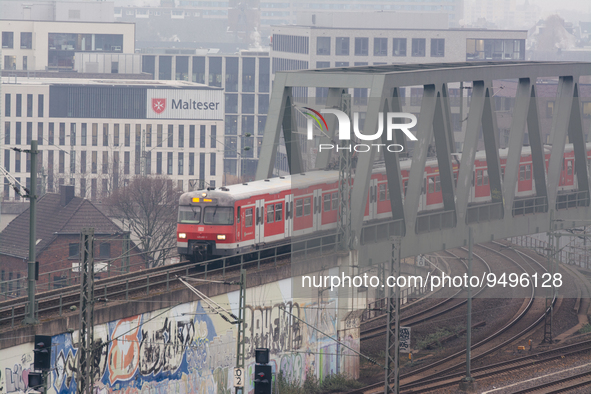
xmin=513 ymin=196 xmax=548 ymax=216
xmin=415 ymin=210 xmax=456 ymax=234
xmin=510 ymin=234 xmax=590 ymax=270
xmin=360 ymin=219 xmax=404 ymax=245
xmin=466 ymin=201 xmax=504 ymax=224
xmin=0 ymin=234 xmax=342 ymax=328
xmin=556 ymin=190 xmax=589 ymax=210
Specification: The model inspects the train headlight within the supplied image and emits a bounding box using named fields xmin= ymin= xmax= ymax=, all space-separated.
xmin=217 ymin=235 xmax=226 ymax=240
xmin=179 ymin=233 xmax=187 ymax=239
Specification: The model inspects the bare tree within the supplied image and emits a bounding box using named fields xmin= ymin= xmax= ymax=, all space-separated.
xmin=105 ymin=176 xmax=181 ymax=267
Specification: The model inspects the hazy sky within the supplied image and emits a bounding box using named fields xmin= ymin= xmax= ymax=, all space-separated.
xmin=518 ymin=0 xmax=591 ymax=20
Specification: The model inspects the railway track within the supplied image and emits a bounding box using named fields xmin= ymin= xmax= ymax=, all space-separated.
xmin=360 ymin=249 xmax=490 ymax=341
xmin=351 ymin=242 xmax=553 ymax=394
xmin=512 ymin=370 xmax=591 ymax=394
xmin=0 ymin=245 xmax=294 ymax=329
xmin=398 ymin=340 xmax=591 ymax=393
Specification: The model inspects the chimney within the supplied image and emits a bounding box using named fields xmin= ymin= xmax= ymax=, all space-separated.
xmin=60 ymin=185 xmax=75 ymax=206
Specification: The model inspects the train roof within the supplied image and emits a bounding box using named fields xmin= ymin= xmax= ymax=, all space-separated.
xmin=179 ymin=143 xmax=585 ymax=205
xmin=179 ymin=171 xmax=340 ymax=204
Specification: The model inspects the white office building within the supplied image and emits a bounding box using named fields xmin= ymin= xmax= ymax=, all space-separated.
xmin=1 ymin=19 xmax=135 ymax=71
xmin=1 ymin=78 xmax=224 ymax=201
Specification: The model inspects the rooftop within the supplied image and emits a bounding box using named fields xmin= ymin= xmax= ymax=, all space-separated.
xmin=0 ymin=187 xmax=123 ymax=260
xmin=0 ymin=77 xmax=221 ymax=90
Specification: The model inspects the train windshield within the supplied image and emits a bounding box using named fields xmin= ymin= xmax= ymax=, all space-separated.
xmin=203 ymin=206 xmax=234 ymax=225
xmin=178 ymin=206 xmax=202 ymax=224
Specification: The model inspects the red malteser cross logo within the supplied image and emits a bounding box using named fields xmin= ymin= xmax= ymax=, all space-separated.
xmin=152 ymin=98 xmax=166 ymax=114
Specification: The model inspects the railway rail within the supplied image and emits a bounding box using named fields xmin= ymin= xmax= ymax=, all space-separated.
xmin=351 ymin=242 xmax=554 ymax=394
xmin=512 ymin=370 xmax=591 ymax=394
xmin=360 ymin=249 xmax=490 ymax=341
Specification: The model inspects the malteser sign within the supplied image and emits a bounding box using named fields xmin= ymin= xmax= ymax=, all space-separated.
xmin=146 ymin=89 xmax=223 ymax=120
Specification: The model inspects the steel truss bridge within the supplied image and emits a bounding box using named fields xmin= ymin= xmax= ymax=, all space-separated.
xmin=256 ymin=61 xmax=591 ymax=263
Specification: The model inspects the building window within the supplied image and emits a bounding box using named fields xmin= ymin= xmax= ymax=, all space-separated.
xmin=167 ymin=125 xmax=173 ymax=147
xmin=16 ymin=94 xmax=22 ymax=117
xmin=124 ymin=151 xmax=130 ymax=174
xmin=81 ymin=151 xmax=86 ymax=173
xmin=125 ymin=124 xmax=130 ymax=146
xmin=412 ymin=38 xmax=426 ymax=56
xmin=156 ymin=124 xmax=162 ymax=147
xmin=167 ymin=152 xmax=173 ymax=175
xmin=156 ymin=152 xmax=162 ymax=174
xmin=178 ymin=152 xmax=184 ymax=175
xmin=210 ymin=153 xmax=216 ymax=176
xmin=226 ymin=94 xmax=238 ymax=114
xmin=114 ymin=124 xmax=120 ymax=146
xmin=2 ymin=32 xmax=14 ymax=49
xmin=26 ymin=122 xmax=32 ymax=144
xmin=211 ymin=125 xmax=217 ymax=148
xmin=26 ymin=94 xmax=33 ymax=117
xmin=466 ymin=39 xmax=525 ymax=61
xmin=102 ymin=124 xmax=109 ymax=146
xmin=59 ymin=151 xmax=65 ymax=173
xmin=189 ymin=152 xmax=195 ymax=176
xmin=4 ymin=94 xmax=10 ymax=117
xmin=336 ymin=37 xmax=349 ymax=55
xmin=225 ymin=57 xmax=239 ymax=92
xmin=92 ymin=151 xmax=97 ymax=174
xmin=146 ymin=124 xmax=152 ymax=147
xmin=374 ymin=37 xmax=388 ymax=56
xmin=92 ymin=124 xmax=98 ymax=146
xmin=70 ymin=151 xmax=76 ymax=173
xmin=15 ymin=122 xmax=21 ymax=144
xmin=242 ymin=57 xmax=256 ymax=92
xmin=102 ymin=151 xmax=108 ymax=174
xmin=242 ymin=94 xmax=255 ymax=114
xmin=38 ymin=95 xmax=44 ymax=117
xmin=209 ymin=57 xmax=222 ymax=87
xmin=192 ymin=56 xmax=205 ymax=84
xmin=583 ymin=102 xmax=591 ymax=118
xmin=189 ymin=125 xmax=195 ymax=147
xmin=178 ymin=125 xmax=184 ymax=148
xmin=81 ymin=123 xmax=87 ymax=146
xmin=20 ymin=32 xmax=32 ymax=49
xmin=59 ymin=123 xmax=66 ymax=145
xmin=200 ymin=125 xmax=206 ymax=147
xmin=316 ymin=61 xmax=330 ymax=69
xmin=431 ymin=39 xmax=445 ymax=57
xmin=37 ymin=123 xmax=43 ymax=144
xmin=259 ymin=57 xmax=270 ymax=93
xmin=317 ymin=37 xmax=331 ymax=55
xmin=69 ymin=243 xmax=79 ymax=259
xmin=355 ymin=37 xmax=368 ymax=56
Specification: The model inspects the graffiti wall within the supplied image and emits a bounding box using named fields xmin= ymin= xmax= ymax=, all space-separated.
xmin=0 ymin=274 xmax=360 ymax=394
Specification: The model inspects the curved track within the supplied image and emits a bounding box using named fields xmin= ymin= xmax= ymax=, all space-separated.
xmin=351 ymin=242 xmax=554 ymax=394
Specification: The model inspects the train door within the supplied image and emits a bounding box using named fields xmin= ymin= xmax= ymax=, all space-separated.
xmin=255 ymin=199 xmax=265 ymax=244
xmin=365 ymin=179 xmax=378 ymax=219
xmin=564 ymin=159 xmax=574 ymax=186
xmin=313 ymin=189 xmax=323 ymax=230
xmin=284 ymin=194 xmax=293 ymax=237
xmin=236 ymin=206 xmax=241 ymax=243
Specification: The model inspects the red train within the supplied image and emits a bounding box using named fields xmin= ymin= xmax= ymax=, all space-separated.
xmin=177 ymin=144 xmax=590 ymax=262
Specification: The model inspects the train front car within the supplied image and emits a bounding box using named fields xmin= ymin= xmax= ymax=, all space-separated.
xmin=177 ymin=190 xmax=236 ymax=263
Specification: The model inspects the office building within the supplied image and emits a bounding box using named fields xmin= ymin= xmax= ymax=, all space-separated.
xmin=1 ymin=78 xmax=224 ymax=201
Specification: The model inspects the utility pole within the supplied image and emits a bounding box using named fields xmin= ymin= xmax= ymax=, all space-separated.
xmin=384 ymin=237 xmax=401 ymax=393
xmin=140 ymin=129 xmax=146 ymax=177
xmin=337 ymin=93 xmax=352 ymax=251
xmin=23 ymin=140 xmax=39 ymax=325
xmin=459 ymin=227 xmax=477 ymax=392
xmin=77 ymin=228 xmax=95 ymax=394
xmin=543 ymin=210 xmax=554 ymax=344
xmin=235 ymin=269 xmax=246 ymax=394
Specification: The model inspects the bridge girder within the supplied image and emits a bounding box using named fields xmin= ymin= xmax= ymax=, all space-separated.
xmin=255 ymin=62 xmax=591 ymax=261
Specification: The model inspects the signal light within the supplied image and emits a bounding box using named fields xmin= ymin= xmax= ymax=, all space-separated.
xmin=28 ymin=372 xmax=43 ymax=388
xmin=33 ymin=335 xmax=52 ymax=370
xmin=255 ymin=348 xmax=269 ymax=364
xmin=254 ymin=364 xmax=272 ymax=394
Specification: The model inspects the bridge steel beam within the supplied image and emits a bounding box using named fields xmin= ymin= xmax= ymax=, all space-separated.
xmin=255 ymin=61 xmax=591 ymax=261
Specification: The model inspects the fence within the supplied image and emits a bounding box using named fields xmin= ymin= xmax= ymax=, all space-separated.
xmin=510 ymin=234 xmax=590 ymax=270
